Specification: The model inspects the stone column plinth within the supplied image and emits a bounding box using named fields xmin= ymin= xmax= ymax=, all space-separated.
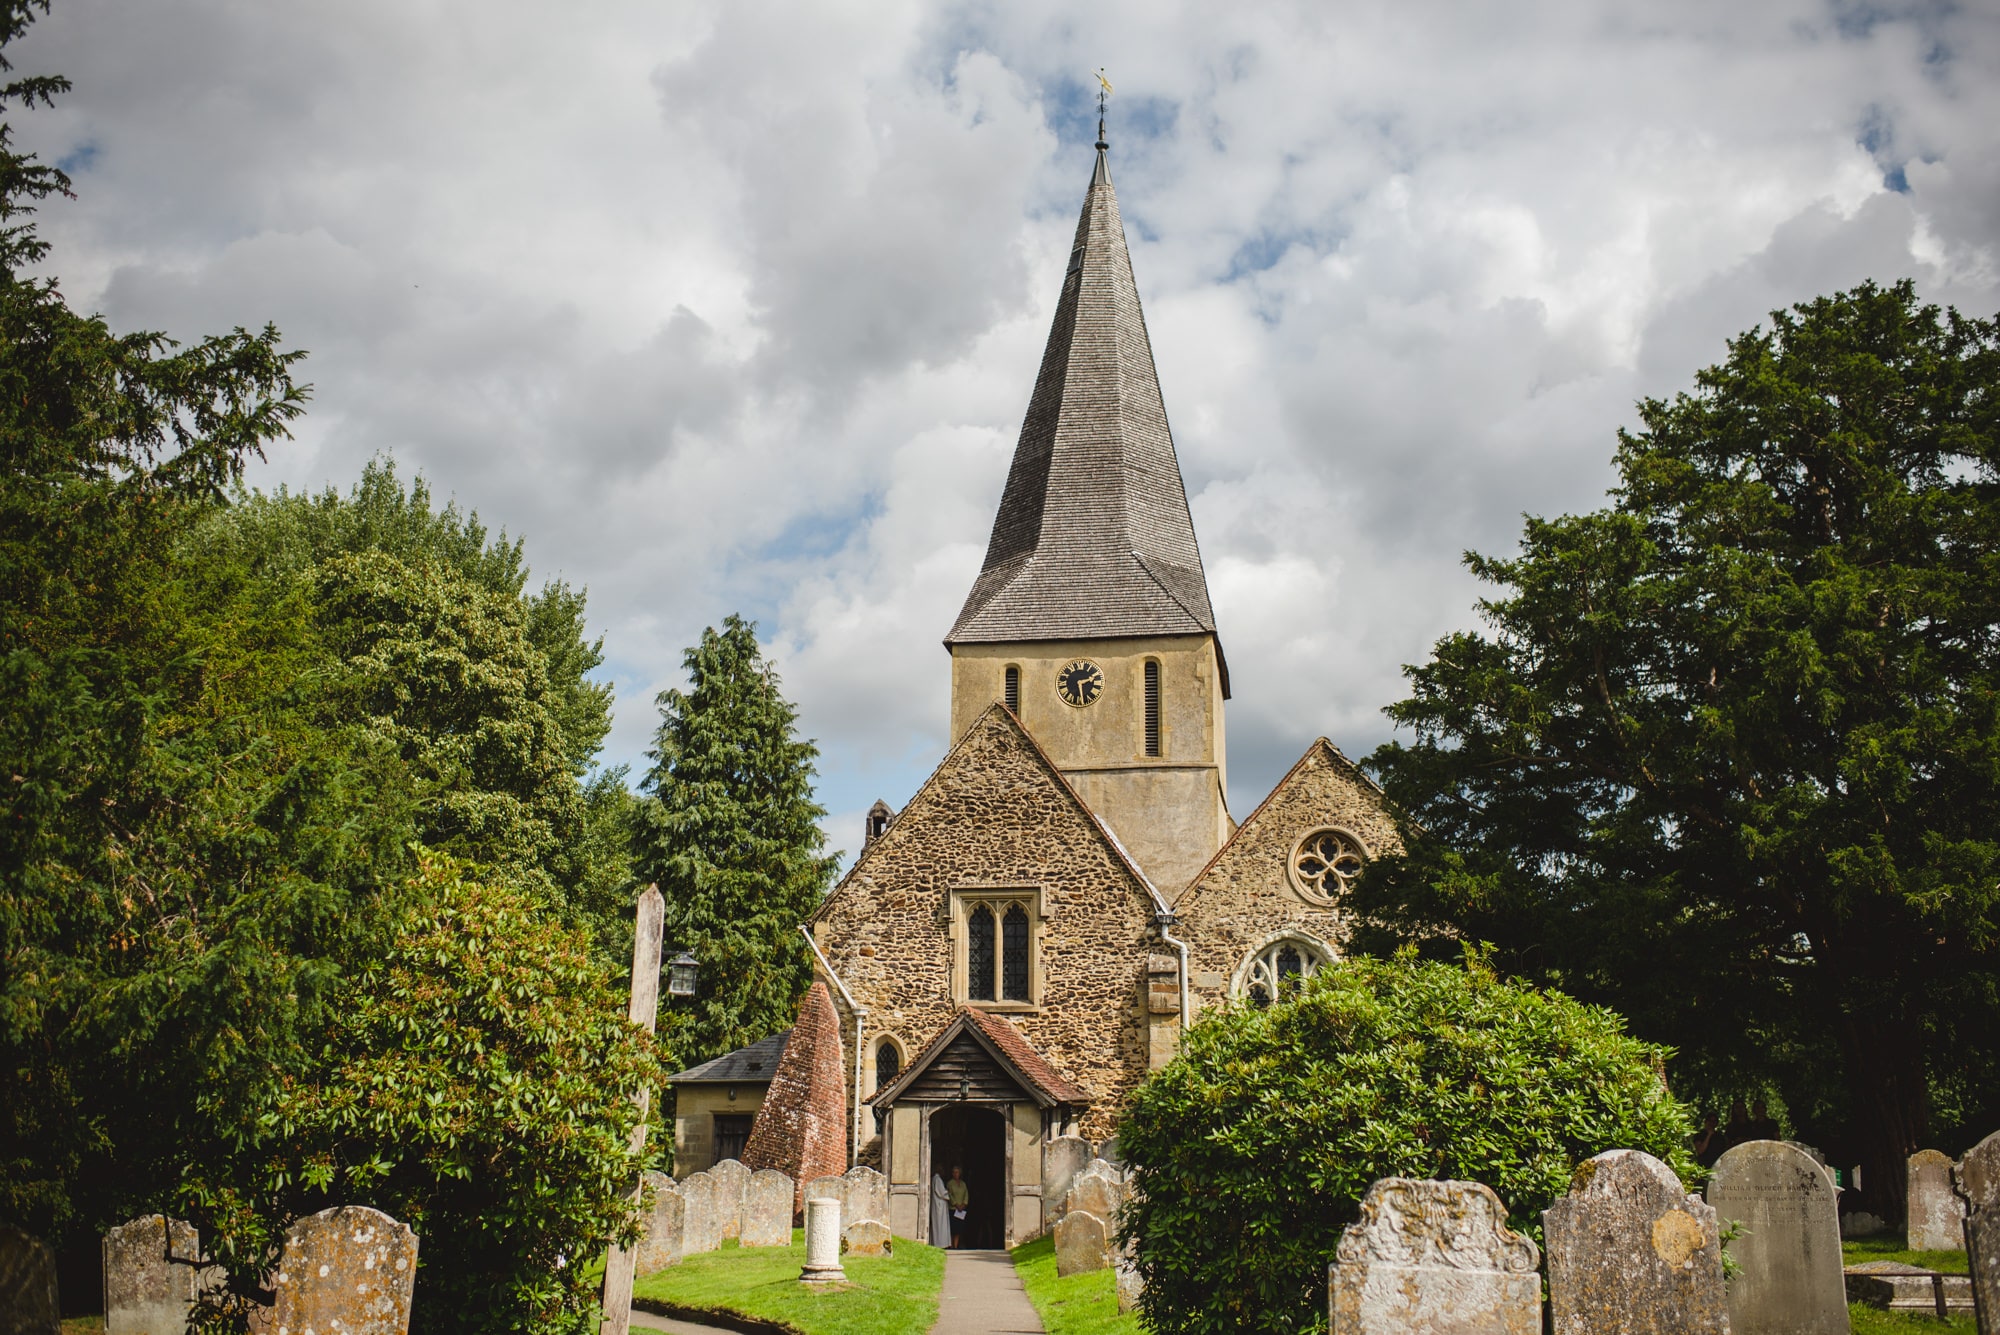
xmin=800 ymin=1198 xmax=845 ymax=1284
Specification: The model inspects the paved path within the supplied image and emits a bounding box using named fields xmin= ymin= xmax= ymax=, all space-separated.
xmin=630 ymin=1309 xmax=736 ymax=1335
xmin=930 ymin=1249 xmax=1044 ymax=1334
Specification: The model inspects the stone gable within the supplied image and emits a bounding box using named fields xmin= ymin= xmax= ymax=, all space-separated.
xmin=812 ymin=705 xmax=1163 ymax=1142
xmin=1175 ymin=739 xmax=1402 ymax=1013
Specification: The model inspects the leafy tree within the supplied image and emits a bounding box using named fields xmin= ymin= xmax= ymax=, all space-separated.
xmin=185 ymin=854 xmax=665 ymax=1335
xmin=1354 ymin=281 xmax=2000 ymax=1219
xmin=634 ymin=616 xmax=838 ymax=1064
xmin=1119 ymin=954 xmax=1693 ymax=1335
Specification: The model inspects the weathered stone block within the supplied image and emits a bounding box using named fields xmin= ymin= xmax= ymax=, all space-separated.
xmin=1706 ymin=1140 xmax=1848 ymax=1335
xmin=678 ymin=1170 xmax=722 ymax=1255
xmin=800 ymin=1198 xmax=844 ymax=1284
xmin=1042 ymin=1136 xmax=1093 ymax=1230
xmin=1955 ymin=1128 xmax=2000 ymax=1334
xmin=104 ymin=1216 xmax=211 ymax=1335
xmin=635 ymin=1173 xmax=684 ymax=1273
xmin=1841 ymin=1211 xmax=1887 ymax=1239
xmin=270 ymin=1206 xmax=417 ymax=1335
xmin=1062 ymin=1161 xmax=1125 ymax=1227
xmin=1328 ymin=1178 xmax=1540 ymax=1335
xmin=842 ymin=1220 xmax=892 ymax=1256
xmin=1844 ymin=1261 xmax=1973 ymax=1314
xmin=0 ymin=1225 xmax=59 ymax=1335
xmin=1054 ymin=1210 xmax=1112 ymax=1277
xmin=708 ymin=1158 xmax=750 ymax=1241
xmin=1907 ymin=1149 xmax=1966 ymax=1252
xmin=1544 ymin=1149 xmax=1726 ymax=1335
xmin=742 ymin=1170 xmax=795 ymax=1248
xmin=842 ymin=1166 xmax=889 ymax=1230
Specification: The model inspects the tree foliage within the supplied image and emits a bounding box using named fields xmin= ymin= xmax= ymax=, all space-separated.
xmin=1355 ymin=281 xmax=2000 ymax=1215
xmin=1119 ymin=954 xmax=1693 ymax=1335
xmin=634 ymin=616 xmax=838 ymax=1065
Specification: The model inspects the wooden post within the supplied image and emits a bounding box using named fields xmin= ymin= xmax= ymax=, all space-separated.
xmin=601 ymin=885 xmax=665 ymax=1335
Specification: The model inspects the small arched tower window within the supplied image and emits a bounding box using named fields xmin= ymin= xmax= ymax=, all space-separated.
xmin=865 ymin=799 xmax=895 ymax=847
xmin=1004 ymin=665 xmax=1021 ymax=714
xmin=968 ymin=904 xmax=996 ymax=1001
xmin=1143 ymin=660 xmax=1161 ymax=757
xmin=875 ymin=1038 xmax=901 ymax=1088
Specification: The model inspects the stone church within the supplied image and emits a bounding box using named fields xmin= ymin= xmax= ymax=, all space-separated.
xmin=686 ymin=135 xmax=1401 ymax=1249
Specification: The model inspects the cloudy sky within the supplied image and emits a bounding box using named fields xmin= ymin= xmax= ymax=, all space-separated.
xmin=18 ymin=0 xmax=1999 ymax=860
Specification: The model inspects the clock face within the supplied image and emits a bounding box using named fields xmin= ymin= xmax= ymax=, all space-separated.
xmin=1056 ymin=659 xmax=1105 ymax=708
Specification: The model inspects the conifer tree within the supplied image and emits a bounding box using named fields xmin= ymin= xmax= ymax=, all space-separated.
xmin=635 ymin=616 xmax=839 ymax=1065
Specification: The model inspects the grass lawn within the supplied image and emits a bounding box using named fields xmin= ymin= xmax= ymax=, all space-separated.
xmin=632 ymin=1233 xmax=943 ymax=1335
xmin=1844 ymin=1234 xmax=1970 ymax=1274
xmin=1011 ymin=1235 xmax=1140 ymax=1335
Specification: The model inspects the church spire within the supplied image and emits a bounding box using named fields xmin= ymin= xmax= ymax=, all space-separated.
xmin=946 ymin=134 xmax=1225 ymax=690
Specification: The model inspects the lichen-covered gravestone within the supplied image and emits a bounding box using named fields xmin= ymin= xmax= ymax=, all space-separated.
xmin=1042 ymin=1136 xmax=1093 ymax=1230
xmin=1544 ymin=1149 xmax=1727 ymax=1334
xmin=1328 ymin=1178 xmax=1541 ymax=1335
xmin=805 ymin=1174 xmax=847 ymax=1229
xmin=679 ymin=1171 xmax=722 ymax=1255
xmin=842 ymin=1165 xmax=889 ymax=1227
xmin=1957 ymin=1129 xmax=2000 ymax=1335
xmin=1062 ymin=1161 xmax=1125 ymax=1228
xmin=1706 ymin=1140 xmax=1849 ymax=1335
xmin=742 ymin=1170 xmax=795 ymax=1247
xmin=843 ymin=1220 xmax=892 ymax=1257
xmin=1907 ymin=1150 xmax=1967 ymax=1252
xmin=709 ymin=1159 xmax=751 ymax=1242
xmin=0 ymin=1224 xmax=60 ymax=1335
xmin=635 ymin=1173 xmax=685 ymax=1273
xmin=104 ymin=1216 xmax=211 ymax=1335
xmin=1054 ymin=1211 xmax=1112 ymax=1277
xmin=270 ymin=1206 xmax=418 ymax=1335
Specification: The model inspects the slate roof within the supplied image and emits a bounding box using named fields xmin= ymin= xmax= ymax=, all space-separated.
xmin=947 ymin=145 xmax=1225 ymax=685
xmin=668 ymin=1028 xmax=790 ymax=1084
xmin=868 ymin=1007 xmax=1092 ymax=1109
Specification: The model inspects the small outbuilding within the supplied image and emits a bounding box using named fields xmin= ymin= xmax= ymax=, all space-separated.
xmin=667 ymin=1029 xmax=789 ymax=1176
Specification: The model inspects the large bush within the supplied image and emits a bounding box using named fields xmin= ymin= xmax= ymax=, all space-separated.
xmin=1118 ymin=953 xmax=1696 ymax=1335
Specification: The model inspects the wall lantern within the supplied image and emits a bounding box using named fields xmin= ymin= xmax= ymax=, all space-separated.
xmin=666 ymin=951 xmax=699 ymax=998
xmin=958 ymin=1074 xmax=971 ymax=1102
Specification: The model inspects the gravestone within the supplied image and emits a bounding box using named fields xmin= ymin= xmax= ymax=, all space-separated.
xmin=1062 ymin=1161 xmax=1126 ymax=1227
xmin=1096 ymin=1136 xmax=1122 ymax=1166
xmin=679 ymin=1171 xmax=722 ymax=1255
xmin=1113 ymin=1239 xmax=1142 ymax=1314
xmin=842 ymin=1220 xmax=892 ymax=1257
xmin=1328 ymin=1178 xmax=1541 ymax=1335
xmin=1908 ymin=1149 xmax=1967 ymax=1252
xmin=800 ymin=1198 xmax=844 ymax=1284
xmin=270 ymin=1206 xmax=418 ymax=1335
xmin=842 ymin=1166 xmax=889 ymax=1228
xmin=1956 ymin=1129 xmax=2000 ymax=1335
xmin=104 ymin=1215 xmax=210 ymax=1335
xmin=1543 ymin=1149 xmax=1727 ymax=1334
xmin=1054 ymin=1210 xmax=1112 ymax=1277
xmin=635 ymin=1173 xmax=684 ymax=1273
xmin=1042 ymin=1136 xmax=1094 ymax=1229
xmin=1844 ymin=1261 xmax=1973 ymax=1315
xmin=0 ymin=1225 xmax=60 ymax=1335
xmin=742 ymin=1170 xmax=795 ymax=1248
xmin=1841 ymin=1211 xmax=1887 ymax=1239
xmin=709 ymin=1159 xmax=751 ymax=1241
xmin=1706 ymin=1140 xmax=1849 ymax=1335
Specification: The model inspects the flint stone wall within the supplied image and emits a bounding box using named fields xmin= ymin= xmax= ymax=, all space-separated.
xmin=1328 ymin=1178 xmax=1541 ymax=1335
xmin=1706 ymin=1140 xmax=1848 ymax=1335
xmin=271 ymin=1206 xmax=417 ymax=1335
xmin=1956 ymin=1129 xmax=2000 ymax=1333
xmin=1543 ymin=1149 xmax=1727 ymax=1335
xmin=0 ymin=1225 xmax=59 ymax=1335
xmin=636 ymin=1173 xmax=684 ymax=1273
xmin=104 ymin=1216 xmax=211 ymax=1335
xmin=742 ymin=1170 xmax=795 ymax=1248
xmin=1907 ymin=1150 xmax=1967 ymax=1252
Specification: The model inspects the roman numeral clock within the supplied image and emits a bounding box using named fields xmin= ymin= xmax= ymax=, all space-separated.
xmin=1056 ymin=659 xmax=1104 ymax=708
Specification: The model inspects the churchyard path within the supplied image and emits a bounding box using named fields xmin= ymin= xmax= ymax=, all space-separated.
xmin=630 ymin=1310 xmax=737 ymax=1334
xmin=931 ymin=1250 xmax=1044 ymax=1334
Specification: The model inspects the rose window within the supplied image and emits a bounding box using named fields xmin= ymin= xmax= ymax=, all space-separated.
xmin=1290 ymin=827 xmax=1367 ymax=904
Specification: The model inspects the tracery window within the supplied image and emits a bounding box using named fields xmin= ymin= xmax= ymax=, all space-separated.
xmin=1289 ymin=827 xmax=1367 ymax=905
xmin=875 ymin=1038 xmax=901 ymax=1088
xmin=968 ymin=905 xmax=996 ymax=1001
xmin=1238 ymin=937 xmax=1332 ymax=1009
xmin=1002 ymin=905 xmax=1030 ymax=1001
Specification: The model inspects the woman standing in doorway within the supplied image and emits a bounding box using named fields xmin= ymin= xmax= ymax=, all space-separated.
xmin=930 ymin=1171 xmax=951 ymax=1248
xmin=947 ymin=1165 xmax=969 ymax=1248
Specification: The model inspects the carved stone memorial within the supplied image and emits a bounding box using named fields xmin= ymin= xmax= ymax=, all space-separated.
xmin=708 ymin=1158 xmax=751 ymax=1242
xmin=1957 ymin=1129 xmax=2000 ymax=1335
xmin=742 ymin=1170 xmax=795 ymax=1248
xmin=1042 ymin=1136 xmax=1094 ymax=1229
xmin=1706 ymin=1140 xmax=1849 ymax=1335
xmin=1907 ymin=1149 xmax=1967 ymax=1252
xmin=1062 ymin=1162 xmax=1126 ymax=1229
xmin=678 ymin=1170 xmax=721 ymax=1256
xmin=635 ymin=1173 xmax=684 ymax=1273
xmin=1328 ymin=1178 xmax=1541 ymax=1335
xmin=842 ymin=1220 xmax=892 ymax=1257
xmin=1054 ymin=1210 xmax=1112 ymax=1278
xmin=270 ymin=1206 xmax=418 ymax=1335
xmin=842 ymin=1166 xmax=890 ymax=1230
xmin=104 ymin=1216 xmax=211 ymax=1335
xmin=1544 ymin=1149 xmax=1727 ymax=1334
xmin=0 ymin=1225 xmax=60 ymax=1335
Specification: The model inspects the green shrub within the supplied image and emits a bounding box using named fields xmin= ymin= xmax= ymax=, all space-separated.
xmin=1118 ymin=952 xmax=1696 ymax=1335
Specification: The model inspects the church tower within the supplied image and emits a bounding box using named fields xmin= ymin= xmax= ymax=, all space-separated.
xmin=947 ymin=134 xmax=1231 ymax=895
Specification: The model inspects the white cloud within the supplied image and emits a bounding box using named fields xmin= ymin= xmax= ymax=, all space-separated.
xmin=15 ymin=0 xmax=1998 ymax=852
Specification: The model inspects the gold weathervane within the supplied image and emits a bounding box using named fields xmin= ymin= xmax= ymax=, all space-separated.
xmin=1096 ymin=68 xmax=1112 ymax=146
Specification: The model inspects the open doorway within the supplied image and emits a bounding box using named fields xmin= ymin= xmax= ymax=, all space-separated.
xmin=928 ymin=1104 xmax=1008 ymax=1249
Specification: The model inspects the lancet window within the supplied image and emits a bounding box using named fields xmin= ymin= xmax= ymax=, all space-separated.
xmin=956 ymin=890 xmax=1039 ymax=1007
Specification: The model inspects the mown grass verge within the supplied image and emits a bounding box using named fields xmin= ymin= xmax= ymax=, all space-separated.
xmin=632 ymin=1233 xmax=943 ymax=1335
xmin=1011 ymin=1235 xmax=1140 ymax=1335
xmin=1843 ymin=1234 xmax=1970 ymax=1274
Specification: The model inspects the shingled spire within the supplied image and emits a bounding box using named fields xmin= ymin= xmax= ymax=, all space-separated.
xmin=947 ymin=143 xmax=1224 ymax=687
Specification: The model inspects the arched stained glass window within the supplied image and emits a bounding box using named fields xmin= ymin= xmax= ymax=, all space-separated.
xmin=1002 ymin=904 xmax=1030 ymax=1001
xmin=968 ymin=904 xmax=996 ymax=1001
xmin=1241 ymin=938 xmax=1330 ymax=1009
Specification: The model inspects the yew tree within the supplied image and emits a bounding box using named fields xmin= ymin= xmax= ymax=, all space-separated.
xmin=1356 ymin=281 xmax=2000 ymax=1220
